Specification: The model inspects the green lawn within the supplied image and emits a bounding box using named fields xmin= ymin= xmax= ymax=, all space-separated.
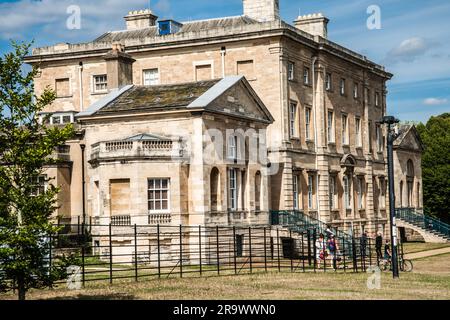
xmin=1 ymin=253 xmax=449 ymax=300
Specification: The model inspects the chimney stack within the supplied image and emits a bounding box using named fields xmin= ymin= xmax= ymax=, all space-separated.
xmin=243 ymin=0 xmax=280 ymax=22
xmin=103 ymin=43 xmax=136 ymax=90
xmin=294 ymin=13 xmax=329 ymax=39
xmin=125 ymin=9 xmax=158 ymax=30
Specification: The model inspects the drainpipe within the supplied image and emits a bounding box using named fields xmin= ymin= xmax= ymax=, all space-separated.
xmin=311 ymin=56 xmax=320 ymax=218
xmin=220 ymin=46 xmax=226 ymax=78
xmin=78 ymin=62 xmax=84 ymax=111
xmin=80 ymin=144 xmax=86 ymax=232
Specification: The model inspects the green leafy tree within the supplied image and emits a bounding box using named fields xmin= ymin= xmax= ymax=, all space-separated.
xmin=416 ymin=113 xmax=450 ymax=223
xmin=0 ymin=42 xmax=75 ymax=300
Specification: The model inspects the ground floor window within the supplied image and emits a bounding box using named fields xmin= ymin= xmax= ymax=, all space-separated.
xmin=148 ymin=178 xmax=170 ymax=212
xmin=229 ymin=169 xmax=238 ymax=210
xmin=30 ymin=175 xmax=47 ymax=196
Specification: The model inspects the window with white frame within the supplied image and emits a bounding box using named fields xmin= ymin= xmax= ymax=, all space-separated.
xmin=229 ymin=168 xmax=238 ymax=211
xmin=148 ymin=179 xmax=170 ymax=212
xmin=293 ymin=174 xmax=299 ymax=210
xmin=325 ymin=73 xmax=332 ymax=91
xmin=303 ymin=67 xmax=310 ymax=85
xmin=355 ymin=117 xmax=362 ymax=147
xmin=143 ymin=68 xmax=159 ymax=85
xmin=30 ymin=175 xmax=47 ymax=196
xmin=342 ymin=114 xmax=348 ymax=145
xmin=376 ymin=125 xmax=383 ymax=152
xmin=375 ymin=92 xmax=380 ymax=107
xmin=344 ymin=175 xmax=352 ymax=209
xmin=357 ymin=177 xmax=365 ymax=209
xmin=305 ymin=107 xmax=312 ymax=140
xmin=308 ymin=175 xmax=314 ymax=209
xmin=289 ymin=101 xmax=297 ymax=138
xmin=340 ymin=78 xmax=346 ymax=95
xmin=93 ymin=74 xmax=107 ymax=93
xmin=228 ymin=135 xmax=238 ymax=160
xmin=327 ymin=111 xmax=334 ymax=143
xmin=42 ymin=112 xmax=75 ymax=125
xmin=329 ymin=175 xmax=337 ymax=210
xmin=353 ymin=83 xmax=358 ymax=99
xmin=288 ymin=61 xmax=295 ymax=81
xmin=380 ymin=178 xmax=386 ymax=209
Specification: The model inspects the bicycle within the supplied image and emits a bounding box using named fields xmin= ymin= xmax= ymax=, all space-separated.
xmin=380 ymin=256 xmax=413 ymax=272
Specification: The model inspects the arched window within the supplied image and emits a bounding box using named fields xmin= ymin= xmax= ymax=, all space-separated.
xmin=255 ymin=171 xmax=262 ymax=211
xmin=406 ymin=160 xmax=414 ymax=177
xmin=399 ymin=181 xmax=404 ymax=208
xmin=210 ymin=167 xmax=220 ymax=212
xmin=406 ymin=160 xmax=414 ymax=207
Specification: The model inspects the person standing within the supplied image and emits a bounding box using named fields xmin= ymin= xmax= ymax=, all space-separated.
xmin=327 ymin=235 xmax=340 ymax=270
xmin=375 ymin=231 xmax=383 ymax=265
xmin=315 ymin=233 xmax=326 ymax=268
xmin=360 ymin=230 xmax=368 ymax=270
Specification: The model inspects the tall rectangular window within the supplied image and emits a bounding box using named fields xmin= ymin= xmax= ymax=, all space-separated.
xmin=305 ymin=107 xmax=312 ymax=140
xmin=303 ymin=67 xmax=310 ymax=85
xmin=355 ymin=118 xmax=362 ymax=147
xmin=293 ymin=174 xmax=299 ymax=210
xmin=353 ymin=83 xmax=358 ymax=99
xmin=367 ymin=88 xmax=371 ymax=105
xmin=143 ymin=68 xmax=159 ymax=85
xmin=228 ymin=135 xmax=238 ymax=160
xmin=93 ymin=75 xmax=108 ymax=93
xmin=327 ymin=111 xmax=334 ymax=143
xmin=148 ymin=179 xmax=170 ymax=213
xmin=308 ymin=175 xmax=314 ymax=209
xmin=368 ymin=121 xmax=373 ymax=152
xmin=329 ymin=176 xmax=336 ymax=210
xmin=375 ymin=92 xmax=380 ymax=107
xmin=342 ymin=114 xmax=348 ymax=145
xmin=325 ymin=73 xmax=332 ymax=91
xmin=344 ymin=176 xmax=351 ymax=209
xmin=229 ymin=169 xmax=238 ymax=211
xmin=380 ymin=178 xmax=386 ymax=209
xmin=357 ymin=177 xmax=365 ymax=209
xmin=340 ymin=78 xmax=346 ymax=96
xmin=289 ymin=102 xmax=297 ymax=138
xmin=376 ymin=125 xmax=383 ymax=152
xmin=288 ymin=61 xmax=295 ymax=81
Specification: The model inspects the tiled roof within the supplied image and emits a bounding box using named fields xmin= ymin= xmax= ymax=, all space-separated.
xmin=95 ymin=79 xmax=220 ymax=115
xmin=94 ymin=16 xmax=259 ymax=43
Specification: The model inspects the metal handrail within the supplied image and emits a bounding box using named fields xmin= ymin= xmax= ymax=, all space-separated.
xmin=396 ymin=208 xmax=450 ymax=238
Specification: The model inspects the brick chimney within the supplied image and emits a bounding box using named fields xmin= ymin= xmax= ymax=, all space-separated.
xmin=294 ymin=13 xmax=329 ymax=39
xmin=103 ymin=43 xmax=136 ymax=90
xmin=124 ymin=9 xmax=158 ymax=30
xmin=243 ymin=0 xmax=280 ymax=22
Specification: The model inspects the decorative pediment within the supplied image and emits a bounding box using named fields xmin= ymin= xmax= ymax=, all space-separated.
xmin=340 ymin=154 xmax=357 ymax=175
xmin=394 ymin=126 xmax=424 ymax=152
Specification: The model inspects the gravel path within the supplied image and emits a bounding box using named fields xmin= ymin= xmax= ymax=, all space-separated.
xmin=405 ymin=247 xmax=450 ymax=260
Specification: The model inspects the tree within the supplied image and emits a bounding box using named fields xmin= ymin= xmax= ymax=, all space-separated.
xmin=416 ymin=113 xmax=450 ymax=223
xmin=0 ymin=42 xmax=75 ymax=300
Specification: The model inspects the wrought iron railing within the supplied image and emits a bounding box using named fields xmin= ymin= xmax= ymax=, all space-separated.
xmin=396 ymin=208 xmax=450 ymax=238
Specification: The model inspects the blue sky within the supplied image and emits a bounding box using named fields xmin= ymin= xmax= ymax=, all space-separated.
xmin=1 ymin=0 xmax=449 ymax=123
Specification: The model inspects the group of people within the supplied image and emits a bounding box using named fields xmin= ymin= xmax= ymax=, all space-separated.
xmin=314 ymin=227 xmax=392 ymax=270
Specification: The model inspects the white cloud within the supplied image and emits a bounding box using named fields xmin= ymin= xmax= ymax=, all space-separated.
xmin=0 ymin=0 xmax=153 ymax=41
xmin=385 ymin=37 xmax=437 ymax=64
xmin=423 ymin=98 xmax=448 ymax=106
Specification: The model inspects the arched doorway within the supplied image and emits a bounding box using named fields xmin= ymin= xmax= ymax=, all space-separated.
xmin=210 ymin=167 xmax=220 ymax=212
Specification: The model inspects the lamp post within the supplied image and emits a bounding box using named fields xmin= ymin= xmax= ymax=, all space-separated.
xmin=379 ymin=115 xmax=400 ymax=278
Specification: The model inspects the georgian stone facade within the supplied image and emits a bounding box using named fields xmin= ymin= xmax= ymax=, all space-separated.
xmin=24 ymin=0 xmax=423 ymax=237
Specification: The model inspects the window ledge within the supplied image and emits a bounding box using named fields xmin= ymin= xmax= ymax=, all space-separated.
xmin=290 ymin=137 xmax=300 ymax=141
xmin=56 ymin=95 xmax=73 ymax=99
xmin=91 ymin=91 xmax=108 ymax=96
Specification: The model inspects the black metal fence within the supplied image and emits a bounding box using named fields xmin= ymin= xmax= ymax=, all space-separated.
xmin=41 ymin=223 xmax=390 ymax=288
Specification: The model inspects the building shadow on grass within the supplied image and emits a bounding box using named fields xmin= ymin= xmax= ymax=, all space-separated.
xmin=42 ymin=293 xmax=136 ymax=300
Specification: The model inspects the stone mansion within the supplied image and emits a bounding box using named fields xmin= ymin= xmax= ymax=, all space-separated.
xmin=25 ymin=0 xmax=423 ymax=237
